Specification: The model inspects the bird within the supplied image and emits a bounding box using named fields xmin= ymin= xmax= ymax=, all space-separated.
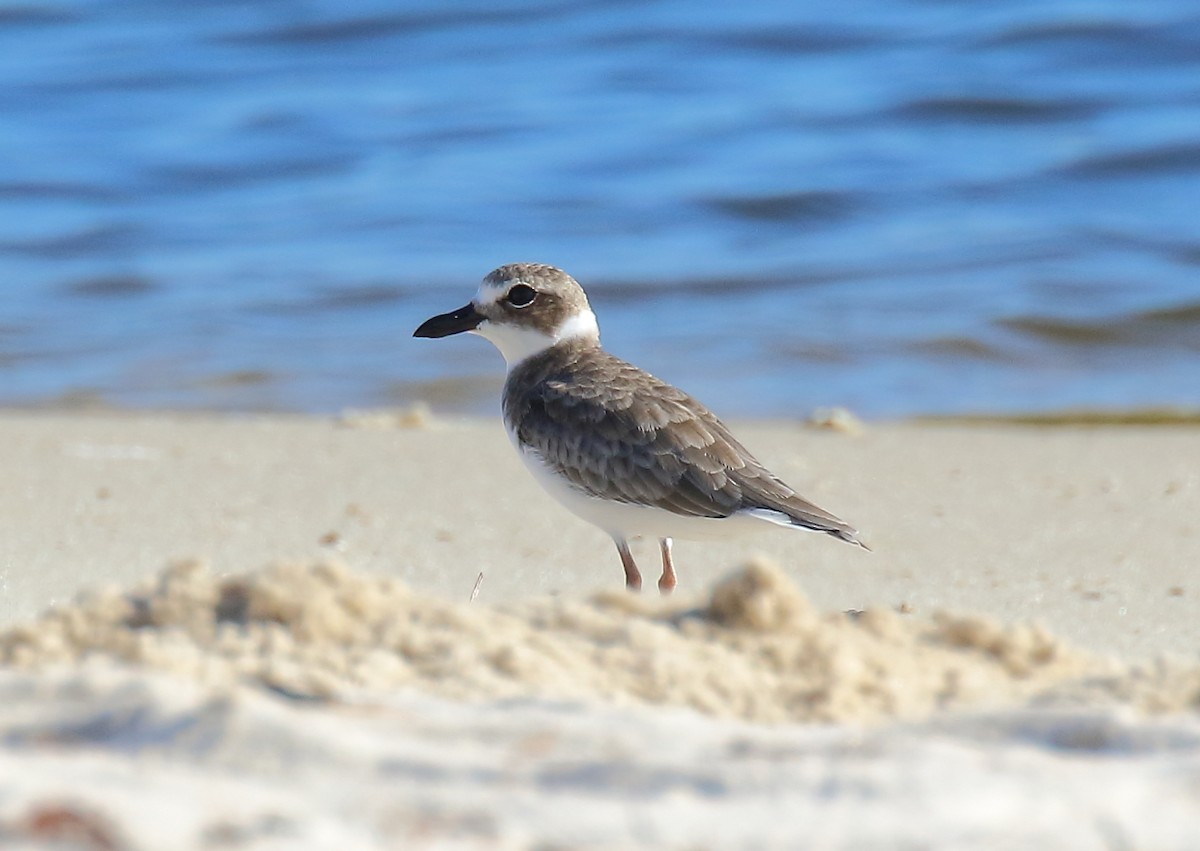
xmin=413 ymin=263 xmax=867 ymax=594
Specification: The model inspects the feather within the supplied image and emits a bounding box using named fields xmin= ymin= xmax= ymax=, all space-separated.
xmin=504 ymin=340 xmax=864 ymax=545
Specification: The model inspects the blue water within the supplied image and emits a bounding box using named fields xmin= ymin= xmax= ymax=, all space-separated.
xmin=2 ymin=0 xmax=1198 ymax=418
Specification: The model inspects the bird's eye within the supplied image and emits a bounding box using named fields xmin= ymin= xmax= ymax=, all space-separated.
xmin=506 ymin=284 xmax=536 ymax=307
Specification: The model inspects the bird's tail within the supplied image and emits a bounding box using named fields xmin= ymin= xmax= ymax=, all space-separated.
xmin=827 ymin=523 xmax=871 ymax=551
xmin=745 ymin=497 xmax=870 ymax=551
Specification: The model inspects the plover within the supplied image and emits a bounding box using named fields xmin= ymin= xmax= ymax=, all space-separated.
xmin=414 ymin=263 xmax=866 ymax=593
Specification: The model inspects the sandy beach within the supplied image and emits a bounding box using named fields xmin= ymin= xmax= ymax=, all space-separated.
xmin=3 ymin=410 xmax=1197 ymax=656
xmin=1 ymin=410 xmax=1199 ymax=848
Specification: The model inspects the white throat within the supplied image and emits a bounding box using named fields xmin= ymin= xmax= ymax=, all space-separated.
xmin=472 ymin=309 xmax=600 ymax=370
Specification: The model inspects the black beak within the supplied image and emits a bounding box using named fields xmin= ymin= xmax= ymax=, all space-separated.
xmin=413 ymin=303 xmax=484 ymax=338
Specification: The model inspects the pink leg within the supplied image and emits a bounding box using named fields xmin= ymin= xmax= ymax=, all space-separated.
xmin=614 ymin=537 xmax=642 ymax=591
xmin=658 ymin=537 xmax=676 ymax=594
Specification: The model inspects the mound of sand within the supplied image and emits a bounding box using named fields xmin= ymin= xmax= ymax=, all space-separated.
xmin=2 ymin=559 xmax=1197 ymax=723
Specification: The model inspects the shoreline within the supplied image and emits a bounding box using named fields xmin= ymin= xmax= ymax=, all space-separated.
xmin=5 ymin=400 xmax=1200 ymax=425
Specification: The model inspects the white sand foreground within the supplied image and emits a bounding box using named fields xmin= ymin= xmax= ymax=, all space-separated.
xmin=2 ymin=667 xmax=1199 ymax=850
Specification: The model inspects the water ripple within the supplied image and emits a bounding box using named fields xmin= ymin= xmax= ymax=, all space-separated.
xmin=702 ymin=191 xmax=862 ymax=224
xmin=894 ymin=96 xmax=1108 ymax=125
xmin=1058 ymin=142 xmax=1200 ymax=178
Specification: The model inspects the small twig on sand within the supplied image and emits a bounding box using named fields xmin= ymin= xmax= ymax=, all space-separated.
xmin=470 ymin=572 xmax=484 ymax=603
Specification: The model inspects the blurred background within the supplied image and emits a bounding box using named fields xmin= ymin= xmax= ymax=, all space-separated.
xmin=1 ymin=0 xmax=1197 ymax=419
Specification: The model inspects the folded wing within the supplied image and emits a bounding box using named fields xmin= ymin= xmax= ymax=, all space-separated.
xmin=505 ymin=348 xmax=865 ymax=547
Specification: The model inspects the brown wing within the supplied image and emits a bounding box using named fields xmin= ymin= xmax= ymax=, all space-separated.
xmin=504 ymin=344 xmax=863 ymax=544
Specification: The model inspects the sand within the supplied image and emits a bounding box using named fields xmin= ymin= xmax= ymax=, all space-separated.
xmin=2 ymin=410 xmax=1198 ymax=658
xmin=4 ymin=557 xmax=1199 ymax=726
xmin=1 ymin=410 xmax=1199 ymax=848
xmin=3 ymin=667 xmax=1199 ymax=850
